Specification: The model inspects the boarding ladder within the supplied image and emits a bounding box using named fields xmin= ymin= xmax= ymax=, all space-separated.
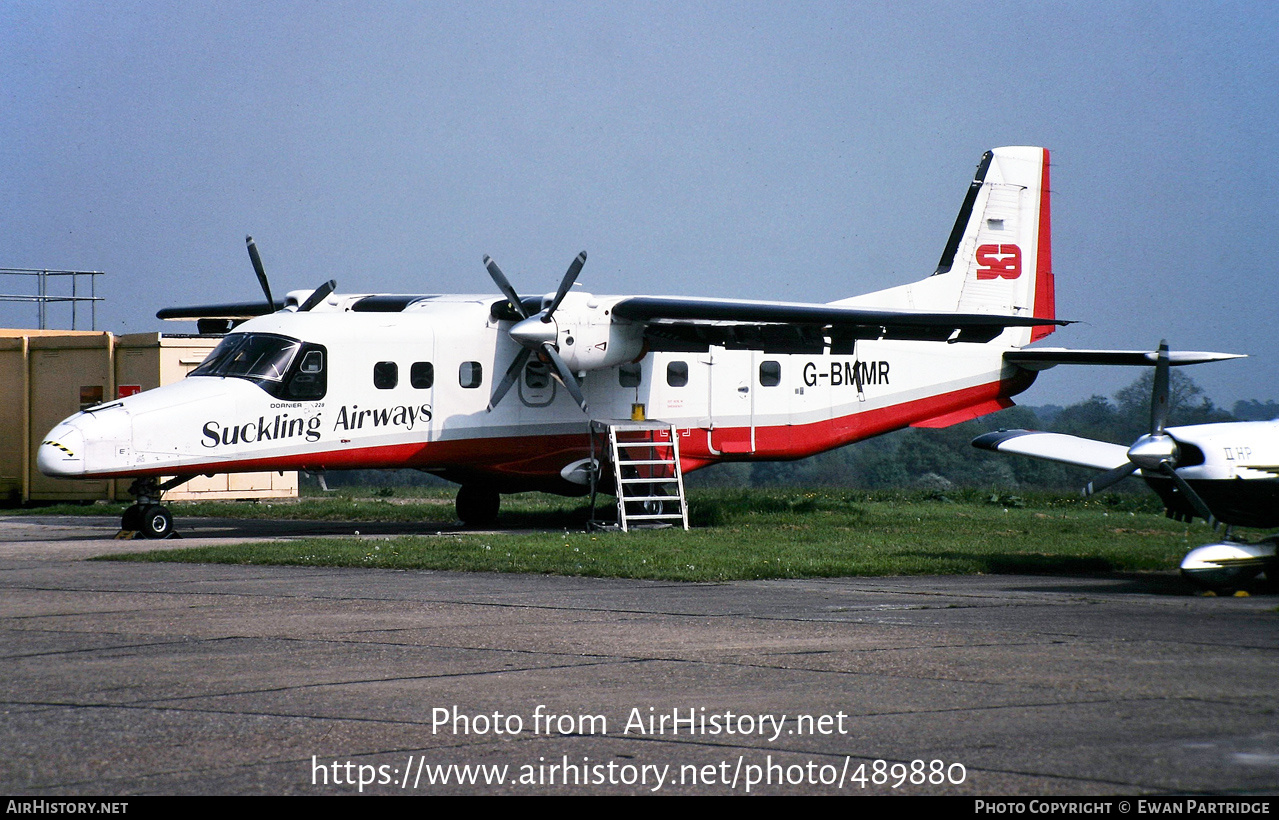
xmin=588 ymin=420 xmax=689 ymax=531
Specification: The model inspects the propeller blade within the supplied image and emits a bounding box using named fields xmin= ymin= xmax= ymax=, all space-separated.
xmin=1150 ymin=339 xmax=1170 ymax=434
xmin=298 ymin=280 xmax=337 ymax=312
xmin=483 ymin=255 xmax=528 ymax=319
xmin=542 ymin=251 xmax=587 ymax=321
xmin=246 ymin=236 xmax=275 ymax=310
xmin=1083 ymin=461 xmax=1140 ymax=496
xmin=487 ymin=347 xmax=532 ymax=412
xmin=1158 ymin=462 xmax=1217 ymax=527
xmin=541 ymin=342 xmax=588 ymax=411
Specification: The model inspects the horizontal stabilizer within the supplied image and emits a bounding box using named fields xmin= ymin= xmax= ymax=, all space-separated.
xmin=972 ymin=429 xmax=1132 ymax=471
xmin=1006 ymin=348 xmax=1244 ymax=371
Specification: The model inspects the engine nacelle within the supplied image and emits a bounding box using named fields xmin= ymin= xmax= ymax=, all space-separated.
xmin=545 ymin=293 xmax=646 ymax=372
xmin=1180 ymin=538 xmax=1277 ymax=590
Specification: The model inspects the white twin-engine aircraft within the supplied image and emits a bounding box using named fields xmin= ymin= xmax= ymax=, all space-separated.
xmin=975 ymin=342 xmax=1275 ymax=590
xmin=43 ymin=146 xmax=1078 ymax=537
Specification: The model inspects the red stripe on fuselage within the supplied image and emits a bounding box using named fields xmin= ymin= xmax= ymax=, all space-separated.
xmin=694 ymin=370 xmax=1034 ymax=466
xmin=89 ymin=372 xmax=1034 ymax=492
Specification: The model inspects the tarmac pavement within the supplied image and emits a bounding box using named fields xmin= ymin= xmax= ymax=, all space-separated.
xmin=1 ymin=515 xmax=1276 ymax=796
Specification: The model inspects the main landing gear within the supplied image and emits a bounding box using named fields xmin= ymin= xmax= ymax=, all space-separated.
xmin=119 ymin=477 xmax=188 ymax=539
xmin=455 ymin=484 xmax=500 ymax=528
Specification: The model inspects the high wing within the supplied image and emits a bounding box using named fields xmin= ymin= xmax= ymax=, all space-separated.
xmin=156 ymin=237 xmax=333 ymax=325
xmin=972 ymin=430 xmax=1132 ymax=471
xmin=612 ymin=295 xmax=1069 ymax=354
xmin=157 ymin=301 xmax=283 ymax=321
xmin=1006 ymin=348 xmax=1244 ymax=370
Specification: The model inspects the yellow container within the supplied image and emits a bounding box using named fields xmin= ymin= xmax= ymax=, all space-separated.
xmin=0 ymin=329 xmax=297 ymax=503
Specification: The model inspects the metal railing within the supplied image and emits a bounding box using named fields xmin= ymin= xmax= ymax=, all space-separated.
xmin=0 ymin=269 xmax=104 ymax=330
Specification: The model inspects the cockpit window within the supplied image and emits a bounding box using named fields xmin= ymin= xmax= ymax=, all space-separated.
xmin=190 ymin=333 xmax=300 ymax=382
xmin=188 ymin=334 xmax=244 ymax=377
xmin=190 ymin=333 xmax=326 ymax=400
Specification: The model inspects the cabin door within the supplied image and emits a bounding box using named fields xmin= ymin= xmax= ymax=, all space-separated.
xmin=705 ymin=346 xmax=755 ymax=454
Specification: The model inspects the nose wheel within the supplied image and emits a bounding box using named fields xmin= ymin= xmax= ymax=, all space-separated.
xmin=119 ymin=476 xmax=189 ymax=539
xmin=121 ymin=503 xmax=175 ymax=539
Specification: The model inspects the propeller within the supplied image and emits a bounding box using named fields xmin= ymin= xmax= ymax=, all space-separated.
xmin=246 ymin=236 xmax=274 ymax=311
xmin=483 ymin=252 xmax=589 ymax=412
xmin=297 ymin=279 xmax=337 ymax=312
xmin=1083 ymin=340 xmax=1217 ymax=525
xmin=246 ymin=235 xmax=335 ymax=314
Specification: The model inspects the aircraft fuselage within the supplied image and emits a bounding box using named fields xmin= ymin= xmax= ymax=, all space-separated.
xmin=39 ymin=294 xmax=1034 ymax=494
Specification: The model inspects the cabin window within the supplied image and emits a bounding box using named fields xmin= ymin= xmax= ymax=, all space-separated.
xmin=666 ymin=361 xmax=688 ymax=387
xmin=619 ymin=363 xmax=641 ymax=388
xmin=460 ymin=361 xmax=483 ymax=388
xmin=300 ymin=350 xmax=323 ymax=374
xmin=411 ymin=362 xmax=434 ymax=389
xmin=374 ymin=361 xmax=398 ymax=390
xmin=759 ymin=360 xmax=781 ymax=387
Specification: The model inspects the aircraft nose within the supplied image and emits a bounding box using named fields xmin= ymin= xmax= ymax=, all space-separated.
xmin=38 ymin=426 xmax=86 ymax=477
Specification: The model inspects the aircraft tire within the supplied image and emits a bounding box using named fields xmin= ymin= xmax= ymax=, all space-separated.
xmin=121 ymin=505 xmax=144 ymax=533
xmin=139 ymin=504 xmax=174 ymax=539
xmin=456 ymin=485 xmax=500 ymax=527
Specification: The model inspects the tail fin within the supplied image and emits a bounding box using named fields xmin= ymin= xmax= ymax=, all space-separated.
xmin=849 ymin=146 xmax=1056 ymax=344
xmin=944 ymin=146 xmax=1055 ymax=342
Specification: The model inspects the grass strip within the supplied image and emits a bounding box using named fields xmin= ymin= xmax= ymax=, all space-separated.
xmin=97 ymin=488 xmax=1217 ymax=582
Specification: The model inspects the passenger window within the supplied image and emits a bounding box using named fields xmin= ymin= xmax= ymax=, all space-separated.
xmin=411 ymin=362 xmax=434 ymax=389
xmin=374 ymin=361 xmax=398 ymax=390
xmin=460 ymin=361 xmax=483 ymax=388
xmin=759 ymin=360 xmax=781 ymax=387
xmin=619 ymin=363 xmax=641 ymax=388
xmin=666 ymin=361 xmax=688 ymax=388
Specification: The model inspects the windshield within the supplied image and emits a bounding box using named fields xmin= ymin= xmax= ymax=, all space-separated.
xmin=190 ymin=333 xmax=300 ymax=382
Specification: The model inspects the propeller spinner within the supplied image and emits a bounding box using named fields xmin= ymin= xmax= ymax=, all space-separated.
xmin=484 ymin=252 xmax=589 ymax=412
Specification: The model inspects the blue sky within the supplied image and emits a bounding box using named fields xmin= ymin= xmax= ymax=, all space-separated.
xmin=4 ymin=1 xmax=1276 ymax=407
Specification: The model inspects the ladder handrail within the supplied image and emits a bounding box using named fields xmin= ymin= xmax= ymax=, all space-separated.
xmin=589 ymin=419 xmax=689 ymax=532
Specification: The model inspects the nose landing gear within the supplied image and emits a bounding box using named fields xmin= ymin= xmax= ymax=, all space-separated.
xmin=119 ymin=476 xmax=190 ymax=539
xmin=121 ymin=503 xmax=175 ymax=539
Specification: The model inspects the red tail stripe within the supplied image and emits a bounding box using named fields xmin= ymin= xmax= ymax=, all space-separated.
xmin=1031 ymin=147 xmax=1056 ymax=342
